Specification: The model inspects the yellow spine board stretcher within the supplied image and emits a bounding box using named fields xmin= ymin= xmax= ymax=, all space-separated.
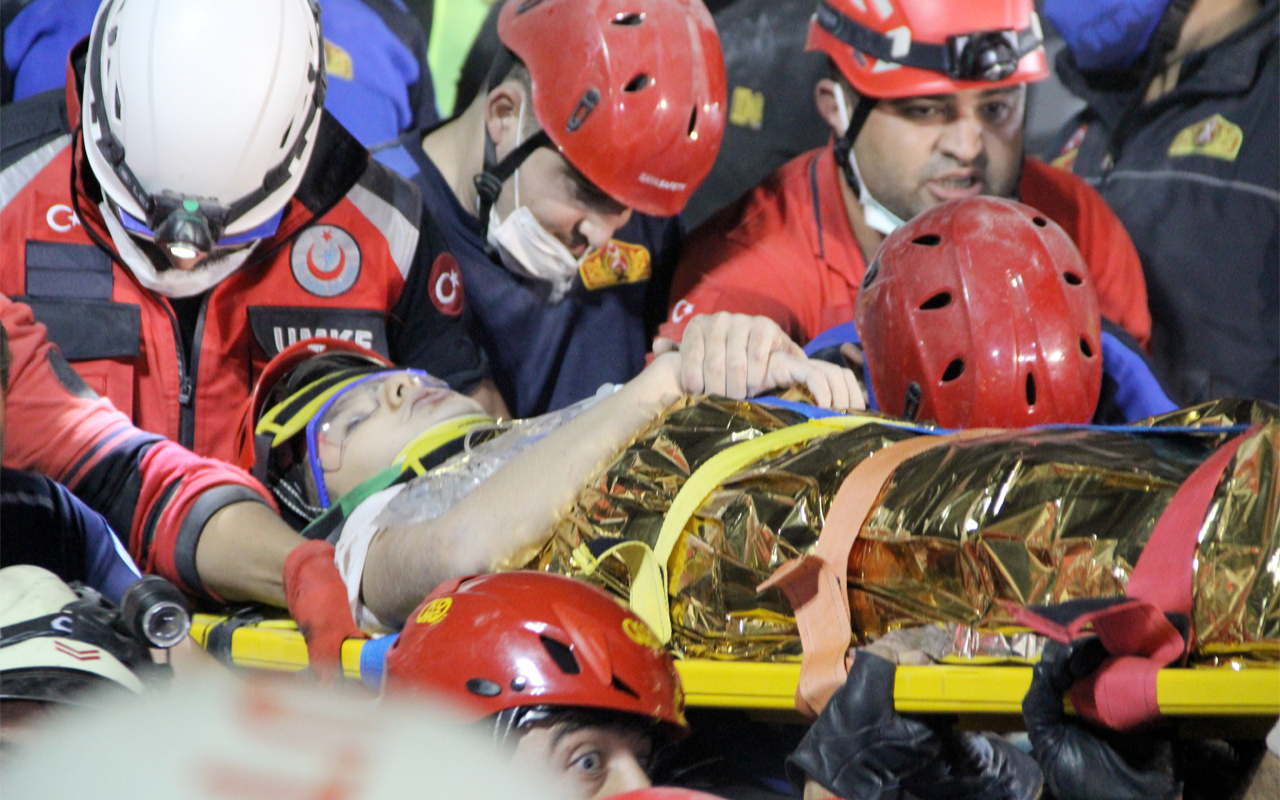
xmin=190 ymin=614 xmax=1280 ymax=717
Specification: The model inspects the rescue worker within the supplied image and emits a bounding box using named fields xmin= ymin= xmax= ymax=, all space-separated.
xmin=0 ymin=0 xmax=505 ymax=673
xmin=380 ymin=0 xmax=728 ymax=417
xmin=807 ymin=197 xmax=1178 ymax=427
xmin=1045 ymin=0 xmax=1278 ymax=404
xmin=657 ymin=0 xmax=1153 ymax=354
xmin=0 ymin=0 xmax=503 ymax=472
xmin=383 ymin=571 xmax=686 ymax=800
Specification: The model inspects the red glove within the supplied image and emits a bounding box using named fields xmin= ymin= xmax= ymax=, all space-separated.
xmin=283 ymin=540 xmax=366 ymax=684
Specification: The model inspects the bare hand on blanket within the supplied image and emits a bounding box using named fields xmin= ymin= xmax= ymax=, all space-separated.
xmin=655 ymin=312 xmax=864 ymax=409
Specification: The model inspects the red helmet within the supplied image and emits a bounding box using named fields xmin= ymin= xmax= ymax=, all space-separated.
xmin=384 ymin=572 xmax=687 ymax=738
xmin=235 ymin=337 xmax=391 ymax=475
xmin=805 ymin=0 xmax=1049 ymax=99
xmin=854 ymin=197 xmax=1102 ymax=428
xmin=498 ymin=0 xmax=726 ymax=216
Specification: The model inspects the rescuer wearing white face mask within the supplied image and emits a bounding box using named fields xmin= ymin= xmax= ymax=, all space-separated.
xmin=380 ymin=0 xmax=734 ymax=418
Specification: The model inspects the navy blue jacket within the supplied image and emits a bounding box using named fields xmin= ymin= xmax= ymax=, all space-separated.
xmin=383 ymin=136 xmax=682 ymax=416
xmin=1 ymin=467 xmax=141 ymax=604
xmin=1050 ymin=2 xmax=1278 ymax=404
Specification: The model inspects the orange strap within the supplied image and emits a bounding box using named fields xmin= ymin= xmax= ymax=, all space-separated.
xmin=761 ymin=430 xmax=993 ymax=715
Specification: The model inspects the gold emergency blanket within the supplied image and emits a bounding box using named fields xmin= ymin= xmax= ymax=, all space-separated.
xmin=533 ymin=397 xmax=1279 ymax=662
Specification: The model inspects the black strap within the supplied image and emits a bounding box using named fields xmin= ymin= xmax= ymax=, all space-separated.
xmin=203 ymin=609 xmax=266 ymax=667
xmin=473 ymin=129 xmax=552 ymax=240
xmin=813 ymin=0 xmax=1041 ymax=80
xmin=832 ymin=96 xmax=877 ymax=198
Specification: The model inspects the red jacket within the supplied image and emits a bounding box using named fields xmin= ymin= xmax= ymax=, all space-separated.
xmin=1 ymin=296 xmax=273 ymax=599
xmin=660 ymin=146 xmax=1152 ymax=349
xmin=1 ymin=64 xmax=487 ymax=464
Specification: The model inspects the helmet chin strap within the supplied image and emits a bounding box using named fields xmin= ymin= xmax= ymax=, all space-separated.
xmin=473 ymin=90 xmax=552 ymax=245
xmin=830 ymin=88 xmax=907 ymax=236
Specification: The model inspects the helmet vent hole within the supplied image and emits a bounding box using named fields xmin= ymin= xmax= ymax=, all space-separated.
xmin=466 ymin=678 xmax=502 ymax=697
xmin=911 ymin=234 xmax=942 ymax=246
xmin=1079 ymin=338 xmax=1094 ymax=358
xmin=624 ymin=73 xmax=651 ymax=93
xmin=612 ymin=12 xmax=646 ymax=26
xmin=113 ymin=86 xmax=122 ymax=120
xmin=919 ymin=292 xmax=952 ymax=310
xmin=941 ymin=359 xmax=965 ymax=382
xmin=1032 ymin=216 xmax=1048 ymax=227
xmin=279 ymin=121 xmax=294 ymax=149
xmin=107 ymin=26 xmax=117 ymax=46
xmin=1025 ymin=373 xmax=1038 ymax=406
xmin=611 ymin=676 xmax=640 ymax=699
xmin=687 ymin=107 xmax=698 ymax=138
xmin=1063 ymin=272 xmax=1084 ymax=286
xmin=540 ymin=636 xmax=581 ymax=675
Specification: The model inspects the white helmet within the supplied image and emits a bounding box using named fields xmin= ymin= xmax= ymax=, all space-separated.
xmin=82 ymin=0 xmax=326 ymax=258
xmin=0 ymin=566 xmax=145 ymax=704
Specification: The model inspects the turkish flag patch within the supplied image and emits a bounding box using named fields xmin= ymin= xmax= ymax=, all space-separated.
xmin=428 ymin=253 xmax=465 ymax=317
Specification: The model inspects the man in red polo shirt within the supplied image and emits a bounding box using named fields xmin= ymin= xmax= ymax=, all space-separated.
xmin=659 ymin=0 xmax=1151 ymax=352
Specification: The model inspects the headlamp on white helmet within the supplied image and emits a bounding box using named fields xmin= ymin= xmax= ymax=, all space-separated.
xmin=82 ymin=0 xmax=327 ymax=261
xmin=0 ymin=567 xmax=191 ymax=705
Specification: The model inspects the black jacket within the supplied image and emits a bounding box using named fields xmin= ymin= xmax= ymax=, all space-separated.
xmin=1051 ymin=2 xmax=1279 ymax=404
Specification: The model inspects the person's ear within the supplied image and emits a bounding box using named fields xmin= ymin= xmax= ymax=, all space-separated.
xmin=484 ymin=81 xmax=527 ymax=158
xmin=815 ymin=78 xmax=848 ymax=138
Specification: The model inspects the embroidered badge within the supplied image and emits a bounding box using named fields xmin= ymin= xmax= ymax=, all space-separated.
xmin=323 ymin=41 xmax=354 ymax=81
xmin=730 ymin=86 xmax=765 ymax=130
xmin=290 ymin=225 xmax=362 ymax=297
xmin=1051 ymin=124 xmax=1090 ymax=172
xmin=1168 ymin=114 xmax=1243 ymax=161
xmin=428 ymin=253 xmax=465 ymax=316
xmin=579 ymin=239 xmax=651 ymax=291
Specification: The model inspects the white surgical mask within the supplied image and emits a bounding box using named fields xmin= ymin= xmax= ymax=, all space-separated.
xmin=482 ymin=100 xmax=584 ymax=303
xmin=101 ymin=200 xmax=256 ymax=297
xmin=487 ymin=206 xmax=583 ymax=303
xmin=833 ymin=88 xmax=907 ymax=237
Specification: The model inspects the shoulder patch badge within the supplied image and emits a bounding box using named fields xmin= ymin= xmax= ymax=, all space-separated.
xmin=291 ymin=225 xmax=362 ymax=297
xmin=1168 ymin=114 xmax=1243 ymax=161
xmin=323 ymin=41 xmax=354 ymax=81
xmin=579 ymin=240 xmax=651 ymax=291
xmin=428 ymin=253 xmax=465 ymax=316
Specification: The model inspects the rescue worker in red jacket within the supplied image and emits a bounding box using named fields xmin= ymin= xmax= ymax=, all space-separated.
xmin=0 ymin=0 xmax=486 ymax=675
xmin=0 ymin=0 xmax=504 ymax=469
xmin=658 ymin=0 xmax=1153 ymax=353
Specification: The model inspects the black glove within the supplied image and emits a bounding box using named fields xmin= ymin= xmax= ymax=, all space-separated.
xmin=1023 ymin=638 xmax=1182 ymax=800
xmin=787 ymin=652 xmax=1041 ymax=800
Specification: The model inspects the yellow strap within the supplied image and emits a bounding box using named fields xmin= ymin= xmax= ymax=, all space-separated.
xmin=572 ymin=541 xmax=670 ymax=642
xmin=256 ymin=374 xmax=368 ymax=446
xmin=393 ymin=414 xmax=495 ymax=475
xmin=645 ymin=415 xmax=882 ymax=642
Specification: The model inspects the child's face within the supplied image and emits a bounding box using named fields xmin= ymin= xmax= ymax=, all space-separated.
xmin=314 ymin=371 xmax=484 ymax=500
